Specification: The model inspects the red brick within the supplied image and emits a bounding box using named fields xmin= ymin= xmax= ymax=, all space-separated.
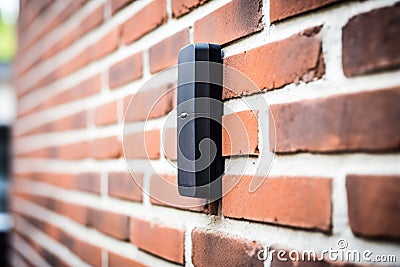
xmin=90 ymin=26 xmax=120 ymax=61
xmin=270 ymin=87 xmax=400 ymax=153
xmin=108 ymin=172 xmax=143 ymax=202
xmin=171 ymin=0 xmax=208 ymax=18
xmin=56 ymin=201 xmax=92 ymax=226
xmin=56 ymin=141 xmax=89 ymax=160
xmin=346 ymin=174 xmax=400 ymax=240
xmin=223 ymin=26 xmax=324 ymax=98
xmin=222 ymin=176 xmax=332 ymax=232
xmin=111 ymin=0 xmax=134 ymax=15
xmin=73 ymin=238 xmax=102 ymax=267
xmin=93 ymin=209 xmax=130 ymax=240
xmin=31 ymin=73 xmax=100 ymax=111
xmin=80 ymin=4 xmax=104 ymax=37
xmin=124 ymin=130 xmax=160 ymax=159
xmin=48 ymin=74 xmax=102 ymax=108
xmin=194 ymin=0 xmax=263 ymax=45
xmin=22 ymin=111 xmax=86 ymax=136
xmin=29 ymin=172 xmax=76 ymax=190
xmin=18 ymin=172 xmax=89 ymax=194
xmin=13 ymin=221 xmax=70 ymax=267
xmin=149 ymin=29 xmax=189 ymax=73
xmin=90 ymin=136 xmax=121 ymax=159
xmin=109 ymin=53 xmax=142 ymax=88
xmin=42 ymin=29 xmax=77 ymax=60
xmin=94 ymin=101 xmax=118 ymax=126
xmin=222 ymin=110 xmax=259 ymax=156
xmin=162 ymin=127 xmax=177 ymax=160
xmin=192 ymin=228 xmax=263 ymax=267
xmin=75 ymin=173 xmax=101 ymax=194
xmin=124 ymin=83 xmax=175 ymax=122
xmin=58 ymin=47 xmax=91 ymax=78
xmin=122 ymin=0 xmax=167 ymax=44
xmin=270 ymin=0 xmax=342 ymax=22
xmin=19 ymin=141 xmax=89 ymax=160
xmin=130 ymin=218 xmax=185 ymax=264
xmin=150 ymin=174 xmax=217 ymax=214
xmin=342 ymin=3 xmax=400 ymax=77
xmin=108 ymin=252 xmax=148 ymax=267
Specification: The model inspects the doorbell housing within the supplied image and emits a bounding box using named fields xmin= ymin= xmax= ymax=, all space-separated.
xmin=177 ymin=43 xmax=223 ymax=199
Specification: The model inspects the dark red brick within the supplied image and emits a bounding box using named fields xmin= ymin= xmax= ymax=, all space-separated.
xmin=343 ymin=3 xmax=400 ymax=76
xmin=192 ymin=228 xmax=263 ymax=267
xmin=171 ymin=0 xmax=208 ymax=18
xmin=149 ymin=29 xmax=189 ymax=73
xmin=194 ymin=0 xmax=263 ymax=44
xmin=93 ymin=209 xmax=130 ymax=240
xmin=270 ymin=87 xmax=400 ymax=153
xmin=223 ymin=176 xmax=332 ymax=232
xmin=130 ymin=218 xmax=185 ymax=264
xmin=109 ymin=53 xmax=142 ymax=88
xmin=122 ymin=0 xmax=167 ymax=44
xmin=223 ymin=26 xmax=324 ymax=98
xmin=108 ymin=172 xmax=143 ymax=202
xmin=222 ymin=110 xmax=259 ymax=156
xmin=346 ymin=174 xmax=400 ymax=240
xmin=270 ymin=0 xmax=343 ymax=22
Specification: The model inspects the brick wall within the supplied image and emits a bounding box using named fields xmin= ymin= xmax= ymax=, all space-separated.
xmin=10 ymin=0 xmax=400 ymax=266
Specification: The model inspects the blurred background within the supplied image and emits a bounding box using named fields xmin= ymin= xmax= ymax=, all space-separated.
xmin=0 ymin=0 xmax=18 ymax=265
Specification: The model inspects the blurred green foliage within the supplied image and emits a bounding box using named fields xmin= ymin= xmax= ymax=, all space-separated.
xmin=0 ymin=19 xmax=16 ymax=63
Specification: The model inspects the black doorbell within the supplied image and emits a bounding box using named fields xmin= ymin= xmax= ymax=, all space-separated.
xmin=177 ymin=43 xmax=223 ymax=199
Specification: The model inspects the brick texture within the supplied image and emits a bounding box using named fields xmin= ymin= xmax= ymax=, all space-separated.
xmin=270 ymin=87 xmax=400 ymax=153
xmin=171 ymin=0 xmax=208 ymax=18
xmin=223 ymin=26 xmax=324 ymax=98
xmin=222 ymin=110 xmax=259 ymax=156
xmin=108 ymin=172 xmax=143 ymax=202
xmin=94 ymin=101 xmax=118 ymax=126
xmin=124 ymin=83 xmax=175 ymax=122
xmin=122 ymin=0 xmax=167 ymax=44
xmin=342 ymin=3 xmax=400 ymax=77
xmin=90 ymin=136 xmax=121 ymax=160
xmin=150 ymin=173 xmax=218 ymax=214
xmin=108 ymin=252 xmax=148 ymax=267
xmin=12 ymin=1 xmax=400 ymax=266
xmin=162 ymin=127 xmax=177 ymax=160
xmin=270 ymin=0 xmax=342 ymax=22
xmin=192 ymin=228 xmax=263 ymax=267
xmin=124 ymin=130 xmax=160 ymax=159
xmin=109 ymin=53 xmax=143 ymax=88
xmin=21 ymin=111 xmax=86 ymax=136
xmin=93 ymin=209 xmax=130 ymax=240
xmin=222 ymin=176 xmax=332 ymax=232
xmin=130 ymin=218 xmax=185 ymax=264
xmin=346 ymin=174 xmax=400 ymax=240
xmin=75 ymin=173 xmax=101 ymax=194
xmin=149 ymin=29 xmax=189 ymax=73
xmin=90 ymin=27 xmax=120 ymax=61
xmin=56 ymin=201 xmax=92 ymax=226
xmin=79 ymin=4 xmax=104 ymax=37
xmin=111 ymin=0 xmax=134 ymax=15
xmin=194 ymin=0 xmax=263 ymax=44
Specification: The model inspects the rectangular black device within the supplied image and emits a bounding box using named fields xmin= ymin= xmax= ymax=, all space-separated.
xmin=177 ymin=43 xmax=223 ymax=199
